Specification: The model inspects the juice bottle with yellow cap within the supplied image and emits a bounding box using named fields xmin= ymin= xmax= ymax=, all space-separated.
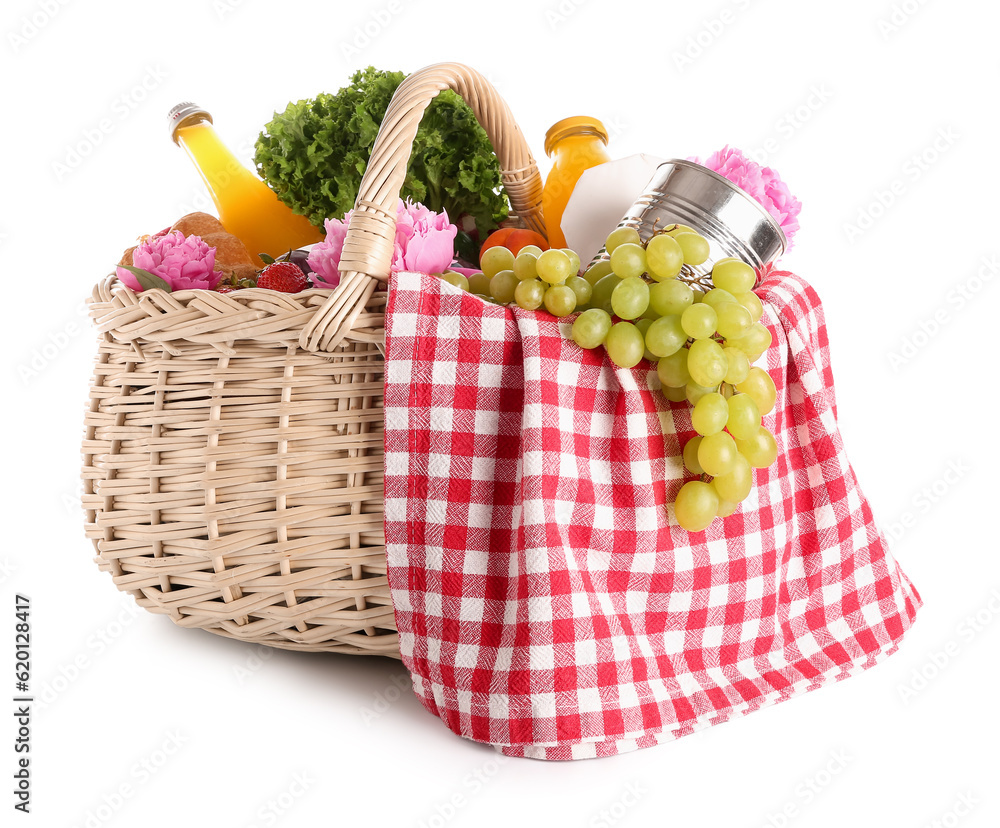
xmin=541 ymin=116 xmax=612 ymax=249
xmin=167 ymin=103 xmax=323 ymax=265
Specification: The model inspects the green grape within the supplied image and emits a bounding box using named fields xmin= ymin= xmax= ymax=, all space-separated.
xmin=611 ymin=277 xmax=650 ymax=320
xmin=519 ymin=245 xmax=543 ymax=257
xmin=674 ymin=232 xmax=710 ymax=265
xmin=635 ymin=318 xmax=658 ymax=362
xmin=514 ymin=278 xmax=546 ymax=310
xmin=663 ymin=223 xmax=695 ymax=237
xmin=687 ymin=338 xmax=728 ymax=387
xmin=645 ymin=234 xmax=684 ymax=281
xmin=610 ymin=243 xmax=647 ymax=279
xmin=439 ymin=271 xmax=470 ymax=291
xmin=513 ymin=251 xmax=539 ymax=281
xmin=736 ymin=426 xmax=778 ymax=468
xmin=481 ymin=246 xmax=515 ymax=279
xmin=691 ymin=392 xmax=729 ymax=436
xmin=702 ymin=288 xmax=738 ymax=310
xmin=736 ymin=290 xmax=764 ymax=323
xmin=643 ymin=315 xmax=686 ymax=357
xmin=657 ymin=350 xmax=691 ymax=387
xmin=716 ymin=302 xmax=753 ymax=340
xmin=536 ymin=249 xmax=573 ymax=284
xmin=685 ymin=381 xmax=718 ymax=406
xmin=726 ymin=393 xmax=761 ymax=440
xmin=663 ymin=384 xmax=688 ymax=402
xmin=544 ymin=285 xmax=577 ymax=317
xmin=728 ymin=323 xmax=772 ymax=357
xmin=713 ymin=256 xmax=740 ymax=268
xmin=582 ymin=259 xmax=614 ymax=285
xmin=722 ymin=347 xmax=750 ymax=385
xmin=467 ymin=271 xmax=491 ymax=295
xmin=698 ymin=431 xmax=739 ymax=477
xmin=683 ymin=436 xmax=704 ymax=474
xmin=641 ymin=303 xmax=662 ymax=321
xmin=489 ymin=270 xmax=517 ymax=304
xmin=561 ymin=248 xmax=582 ymax=275
xmin=590 ymin=274 xmax=621 ymax=314
xmin=674 ymin=480 xmax=719 ymax=532
xmin=649 ymin=279 xmax=695 ymax=317
xmin=571 ymin=308 xmax=613 ymax=348
xmin=711 ymin=454 xmax=753 ymax=503
xmin=715 ymin=498 xmax=739 ymax=518
xmin=605 ymin=226 xmax=641 ymax=253
xmin=712 ymin=259 xmax=756 ymax=294
xmin=565 ymin=275 xmax=593 ymax=307
xmin=681 ymin=303 xmax=718 ymax=339
xmin=720 ymin=381 xmax=735 ymax=399
xmin=736 ymin=367 xmax=777 ymax=415
xmin=605 ymin=321 xmax=645 ymax=368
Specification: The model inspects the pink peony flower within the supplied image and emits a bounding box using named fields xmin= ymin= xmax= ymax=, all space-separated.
xmin=689 ymin=146 xmax=802 ymax=248
xmin=309 ymin=198 xmax=458 ymax=288
xmin=117 ymin=230 xmax=221 ymax=291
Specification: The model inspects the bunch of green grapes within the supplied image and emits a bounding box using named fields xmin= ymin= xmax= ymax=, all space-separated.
xmin=434 ymin=243 xmax=592 ymax=317
xmin=569 ymin=224 xmax=778 ymax=533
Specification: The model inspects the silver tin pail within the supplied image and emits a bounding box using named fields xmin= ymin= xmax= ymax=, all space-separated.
xmin=593 ymin=159 xmax=787 ymax=279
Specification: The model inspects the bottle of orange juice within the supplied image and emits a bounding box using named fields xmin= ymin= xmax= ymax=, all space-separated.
xmin=167 ymin=103 xmax=323 ymax=264
xmin=542 ymin=116 xmax=612 ymax=249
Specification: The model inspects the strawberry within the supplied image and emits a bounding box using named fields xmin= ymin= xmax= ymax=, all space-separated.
xmin=214 ymin=271 xmax=248 ymax=293
xmin=256 ymin=261 xmax=309 ymax=293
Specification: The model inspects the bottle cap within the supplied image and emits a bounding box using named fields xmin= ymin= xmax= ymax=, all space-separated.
xmin=167 ymin=102 xmax=212 ymax=143
xmin=544 ymin=116 xmax=609 ymax=156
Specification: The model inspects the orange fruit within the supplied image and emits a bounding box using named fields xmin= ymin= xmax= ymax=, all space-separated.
xmin=480 ymin=227 xmax=549 ymax=259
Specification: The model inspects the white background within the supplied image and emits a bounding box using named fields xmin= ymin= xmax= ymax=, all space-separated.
xmin=2 ymin=0 xmax=998 ymax=826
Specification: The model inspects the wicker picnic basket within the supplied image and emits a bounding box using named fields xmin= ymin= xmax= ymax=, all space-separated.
xmin=82 ymin=62 xmax=545 ymax=656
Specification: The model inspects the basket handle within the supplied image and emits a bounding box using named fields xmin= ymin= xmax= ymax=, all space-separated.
xmin=300 ymin=62 xmax=545 ymax=353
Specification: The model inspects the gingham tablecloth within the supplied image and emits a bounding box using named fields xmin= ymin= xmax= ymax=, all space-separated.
xmin=382 ymin=266 xmax=921 ymax=760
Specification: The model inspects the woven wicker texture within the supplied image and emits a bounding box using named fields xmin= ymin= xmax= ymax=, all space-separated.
xmin=82 ymin=63 xmax=544 ymax=655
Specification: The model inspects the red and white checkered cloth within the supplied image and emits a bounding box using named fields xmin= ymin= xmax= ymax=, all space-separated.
xmin=382 ymin=265 xmax=921 ymax=761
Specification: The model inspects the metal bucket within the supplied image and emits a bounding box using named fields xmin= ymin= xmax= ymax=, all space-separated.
xmin=593 ymin=159 xmax=787 ymax=279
